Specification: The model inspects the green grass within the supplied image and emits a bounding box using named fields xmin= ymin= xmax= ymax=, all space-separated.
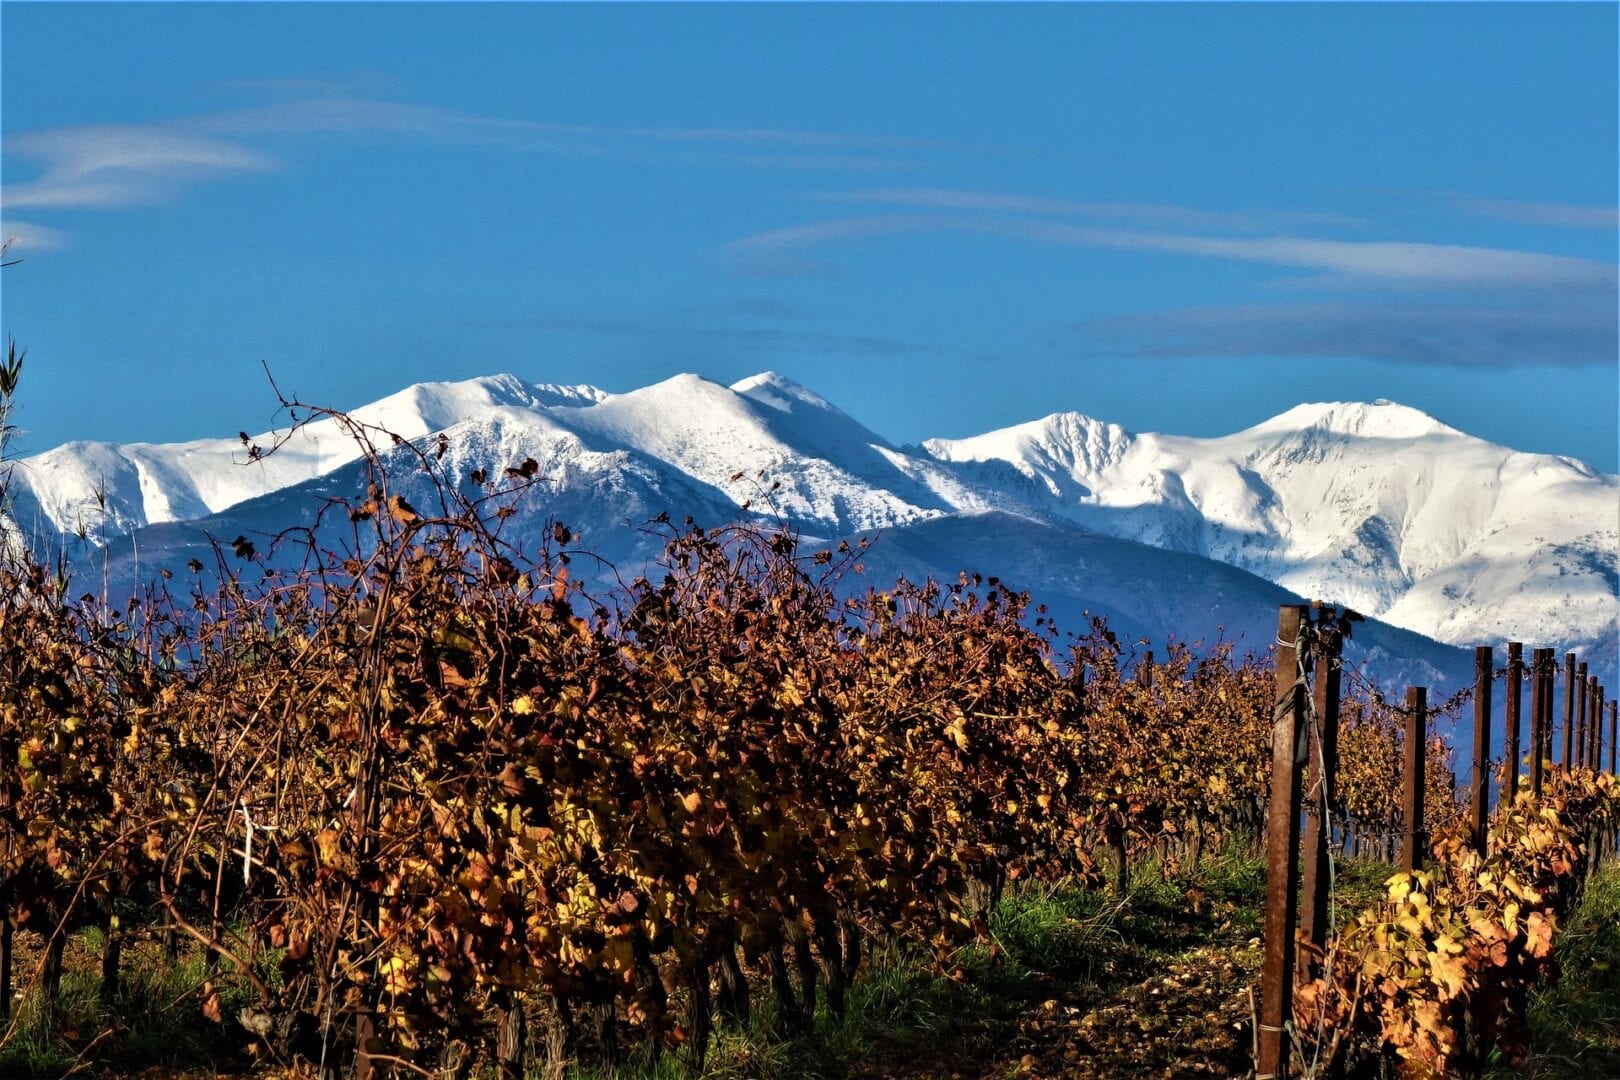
xmin=988 ymin=881 xmax=1125 ymax=979
xmin=0 ymin=934 xmax=262 ymax=1079
xmin=564 ymin=840 xmax=1272 ymax=1080
xmin=1496 ymin=861 xmax=1620 ymax=1079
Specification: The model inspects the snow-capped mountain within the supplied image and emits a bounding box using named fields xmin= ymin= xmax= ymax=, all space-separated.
xmin=924 ymin=399 xmax=1618 ymax=659
xmin=4 ymin=371 xmax=1615 ymax=686
xmin=2 ymin=374 xmax=607 ymax=546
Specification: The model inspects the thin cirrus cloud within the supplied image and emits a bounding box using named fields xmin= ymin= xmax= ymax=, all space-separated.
xmin=1 ymin=94 xmax=938 ymax=244
xmin=1452 ymin=195 xmax=1620 ymax=231
xmin=1076 ymin=300 xmax=1618 ymax=369
xmin=2 ymin=124 xmax=278 ymax=211
xmin=1028 ymin=224 xmax=1618 ymax=291
xmin=722 ymin=197 xmax=1618 ymax=368
xmin=0 ymin=220 xmax=68 ymax=252
xmin=819 ymin=188 xmax=1361 ymax=232
xmin=723 ymin=212 xmax=1618 ymax=292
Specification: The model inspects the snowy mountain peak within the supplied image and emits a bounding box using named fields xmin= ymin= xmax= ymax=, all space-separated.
xmin=923 ymin=410 xmax=1136 ymax=495
xmin=7 ymin=372 xmax=1613 ymax=665
xmin=355 ymin=374 xmax=607 ymax=433
xmin=1250 ymin=399 xmax=1457 ymax=441
xmin=730 ymin=371 xmax=845 ymax=416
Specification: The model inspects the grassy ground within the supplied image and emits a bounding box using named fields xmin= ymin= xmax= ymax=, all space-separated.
xmin=574 ymin=842 xmax=1278 ymax=1080
xmin=3 ymin=849 xmax=1616 ymax=1079
xmin=1491 ymin=861 xmax=1620 ymax=1079
xmin=0 ymin=926 xmax=259 ymax=1079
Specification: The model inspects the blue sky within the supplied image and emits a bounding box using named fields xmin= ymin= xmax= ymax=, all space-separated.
xmin=3 ymin=3 xmax=1617 ymax=469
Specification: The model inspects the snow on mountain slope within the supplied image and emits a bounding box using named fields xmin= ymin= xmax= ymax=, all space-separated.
xmin=549 ymin=372 xmax=1022 ymax=535
xmin=8 ymin=374 xmax=608 ymax=544
xmin=11 ymin=370 xmax=1615 ymax=667
xmin=86 ymin=406 xmax=746 ymax=599
xmin=925 ymin=400 xmax=1618 ymax=653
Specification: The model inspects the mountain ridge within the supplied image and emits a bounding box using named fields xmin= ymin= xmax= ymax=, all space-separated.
xmin=6 ymin=370 xmax=1615 ymax=671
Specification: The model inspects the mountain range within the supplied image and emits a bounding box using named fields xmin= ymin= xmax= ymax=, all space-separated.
xmin=4 ymin=370 xmax=1615 ymax=693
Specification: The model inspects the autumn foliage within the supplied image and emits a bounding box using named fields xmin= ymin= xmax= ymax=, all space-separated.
xmin=0 ymin=410 xmax=1614 ymax=1077
xmin=1297 ymin=769 xmax=1620 ymax=1077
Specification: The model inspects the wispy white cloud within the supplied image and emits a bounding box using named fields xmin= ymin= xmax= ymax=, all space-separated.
xmin=2 ymin=95 xmax=935 ymax=220
xmin=1453 ymin=195 xmax=1619 ymax=230
xmin=196 ymin=98 xmax=931 ymax=168
xmin=0 ymin=219 xmax=69 ymax=251
xmin=719 ymin=215 xmax=985 ymax=277
xmin=1028 ymin=224 xmax=1618 ymax=291
xmin=723 ymin=212 xmax=1619 ymax=291
xmin=820 ymin=188 xmax=1360 ymax=232
xmin=724 ymin=214 xmax=975 ymax=252
xmin=1077 ymin=299 xmax=1617 ymax=368
xmin=3 ymin=125 xmax=277 ymax=210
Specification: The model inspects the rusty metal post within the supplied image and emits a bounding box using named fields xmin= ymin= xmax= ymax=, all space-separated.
xmin=1469 ymin=646 xmax=1493 ymax=854
xmin=1528 ymin=650 xmax=1546 ymax=797
xmin=1399 ymin=686 xmax=1428 ymax=874
xmin=1562 ymin=652 xmax=1577 ymax=769
xmin=1503 ymin=644 xmax=1522 ymax=805
xmin=1258 ymin=605 xmax=1308 ymax=1080
xmin=1299 ymin=621 xmax=1342 ymax=983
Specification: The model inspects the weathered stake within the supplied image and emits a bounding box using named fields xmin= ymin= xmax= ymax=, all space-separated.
xmin=1299 ymin=620 xmax=1342 ymax=983
xmin=1504 ymin=644 xmax=1522 ymax=805
xmin=1258 ymin=604 xmax=1309 ymax=1080
xmin=1577 ymin=663 xmax=1590 ymax=765
xmin=1528 ymin=650 xmax=1546 ymax=797
xmin=1608 ymin=700 xmax=1616 ymax=776
xmin=1543 ymin=651 xmax=1557 ymax=765
xmin=1594 ymin=684 xmax=1606 ymax=769
xmin=1587 ymin=676 xmax=1599 ymax=768
xmin=1399 ymin=686 xmax=1428 ymax=874
xmin=1543 ymin=651 xmax=1556 ymax=766
xmin=1562 ymin=652 xmax=1576 ymax=769
xmin=1469 ymin=646 xmax=1493 ymax=854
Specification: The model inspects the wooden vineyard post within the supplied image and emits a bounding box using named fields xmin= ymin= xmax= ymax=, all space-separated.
xmin=1299 ymin=616 xmax=1342 ymax=983
xmin=1257 ymin=604 xmax=1308 ymax=1080
xmin=1528 ymin=650 xmax=1546 ymax=797
xmin=1398 ymin=686 xmax=1428 ymax=874
xmin=1469 ymin=646 xmax=1493 ymax=854
xmin=1543 ymin=651 xmax=1557 ymax=768
xmin=1594 ymin=683 xmax=1606 ymax=770
xmin=1593 ymin=676 xmax=1603 ymax=768
xmin=1504 ymin=644 xmax=1522 ymax=806
xmin=1562 ymin=652 xmax=1576 ymax=769
xmin=1138 ymin=650 xmax=1154 ymax=689
xmin=1542 ymin=652 xmax=1556 ymax=771
xmin=1586 ymin=677 xmax=1597 ymax=768
xmin=1609 ymin=700 xmax=1617 ymax=776
xmin=1577 ymin=664 xmax=1590 ymax=766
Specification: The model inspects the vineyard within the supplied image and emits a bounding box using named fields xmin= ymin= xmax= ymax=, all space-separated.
xmin=0 ymin=406 xmax=1617 ymax=1080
